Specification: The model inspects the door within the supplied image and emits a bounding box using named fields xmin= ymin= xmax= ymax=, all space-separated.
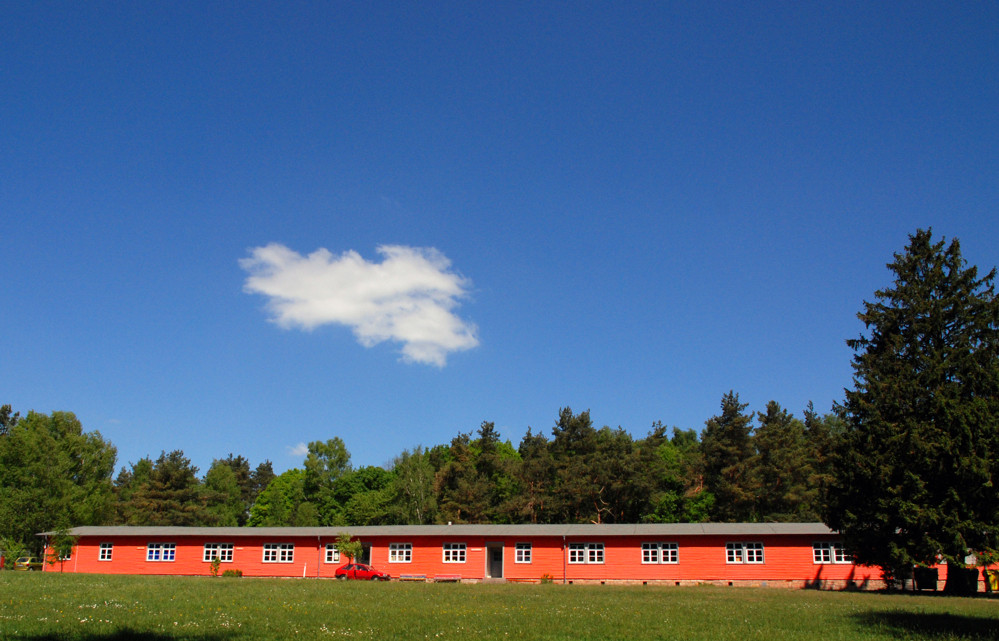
xmin=486 ymin=544 xmax=503 ymax=579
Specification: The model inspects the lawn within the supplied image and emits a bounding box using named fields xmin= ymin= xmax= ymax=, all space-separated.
xmin=1 ymin=573 xmax=996 ymax=641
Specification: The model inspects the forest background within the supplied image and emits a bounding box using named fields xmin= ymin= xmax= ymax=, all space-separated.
xmin=0 ymin=393 xmax=838 ymax=547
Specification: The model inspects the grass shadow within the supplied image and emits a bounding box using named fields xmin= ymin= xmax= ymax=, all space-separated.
xmin=854 ymin=610 xmax=999 ymax=640
xmin=14 ymin=630 xmax=237 ymax=641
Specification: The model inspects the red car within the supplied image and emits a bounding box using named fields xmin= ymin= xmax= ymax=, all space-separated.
xmin=334 ymin=563 xmax=390 ymax=581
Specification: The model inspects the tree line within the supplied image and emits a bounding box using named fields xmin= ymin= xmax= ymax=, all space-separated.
xmin=0 ymin=395 xmax=843 ymax=544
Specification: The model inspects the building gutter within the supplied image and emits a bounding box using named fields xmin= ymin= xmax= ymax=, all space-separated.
xmin=562 ymin=535 xmax=567 ymax=585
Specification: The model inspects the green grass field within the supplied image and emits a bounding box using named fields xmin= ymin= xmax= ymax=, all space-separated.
xmin=1 ymin=573 xmax=996 ymax=641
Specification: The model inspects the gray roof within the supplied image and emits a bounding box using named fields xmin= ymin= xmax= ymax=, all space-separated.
xmin=43 ymin=523 xmax=836 ymax=538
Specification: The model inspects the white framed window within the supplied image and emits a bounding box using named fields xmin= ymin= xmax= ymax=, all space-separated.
xmin=203 ymin=543 xmax=234 ymax=563
xmin=263 ymin=543 xmax=294 ymax=563
xmin=726 ymin=542 xmax=764 ymax=564
xmin=389 ymin=543 xmax=412 ymax=563
xmin=443 ymin=542 xmax=466 ymax=563
xmin=812 ymin=542 xmax=850 ymax=564
xmin=568 ymin=542 xmax=604 ymax=564
xmin=745 ymin=542 xmax=764 ymax=563
xmin=515 ymin=543 xmax=532 ymax=564
xmin=99 ymin=543 xmax=113 ymax=562
xmin=146 ymin=543 xmax=176 ymax=562
xmin=642 ymin=542 xmax=678 ymax=564
xmin=325 ymin=544 xmax=340 ymax=564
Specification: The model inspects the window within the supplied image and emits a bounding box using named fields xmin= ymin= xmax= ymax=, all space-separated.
xmin=203 ymin=543 xmax=234 ymax=563
xmin=325 ymin=544 xmax=340 ymax=564
xmin=642 ymin=542 xmax=678 ymax=564
xmin=726 ymin=542 xmax=764 ymax=564
xmin=263 ymin=543 xmax=294 ymax=563
xmin=99 ymin=543 xmax=113 ymax=562
xmin=568 ymin=542 xmax=604 ymax=564
xmin=812 ymin=542 xmax=850 ymax=564
xmin=389 ymin=543 xmax=412 ymax=563
xmin=146 ymin=543 xmax=176 ymax=562
xmin=515 ymin=543 xmax=532 ymax=564
xmin=443 ymin=542 xmax=466 ymax=563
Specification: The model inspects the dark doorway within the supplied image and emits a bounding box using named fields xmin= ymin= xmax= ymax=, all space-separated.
xmin=486 ymin=544 xmax=503 ymax=579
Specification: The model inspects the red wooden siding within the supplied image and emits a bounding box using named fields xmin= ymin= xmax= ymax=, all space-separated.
xmin=46 ymin=529 xmax=892 ymax=588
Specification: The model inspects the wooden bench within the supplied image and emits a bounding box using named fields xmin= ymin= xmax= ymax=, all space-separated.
xmin=398 ymin=574 xmax=427 ymax=582
xmin=433 ymin=574 xmax=461 ymax=583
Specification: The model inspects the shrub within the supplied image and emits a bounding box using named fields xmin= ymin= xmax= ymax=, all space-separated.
xmin=222 ymin=568 xmax=243 ymax=578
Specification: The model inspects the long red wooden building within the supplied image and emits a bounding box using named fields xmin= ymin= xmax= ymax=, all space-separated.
xmin=38 ymin=523 xmax=933 ymax=589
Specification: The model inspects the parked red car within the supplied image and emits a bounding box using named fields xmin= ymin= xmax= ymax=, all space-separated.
xmin=334 ymin=563 xmax=390 ymax=581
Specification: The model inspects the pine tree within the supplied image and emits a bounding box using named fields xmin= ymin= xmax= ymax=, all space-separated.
xmin=701 ymin=392 xmax=756 ymax=522
xmin=825 ymin=229 xmax=999 ymax=592
xmin=751 ymin=401 xmax=815 ymax=521
xmin=549 ymin=408 xmax=602 ymax=523
xmin=123 ymin=451 xmax=212 ymax=526
xmin=512 ymin=428 xmax=555 ymax=523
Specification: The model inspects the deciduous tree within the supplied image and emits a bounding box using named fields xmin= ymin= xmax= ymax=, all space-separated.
xmin=0 ymin=404 xmax=19 ymax=436
xmin=641 ymin=424 xmax=713 ymax=523
xmin=0 ymin=411 xmax=116 ymax=545
xmin=389 ymin=446 xmax=438 ymax=524
xmin=248 ymin=469 xmax=316 ymax=527
xmin=303 ymin=438 xmax=351 ymax=522
xmin=334 ymin=531 xmax=362 ymax=563
xmin=202 ymin=461 xmax=245 ymax=527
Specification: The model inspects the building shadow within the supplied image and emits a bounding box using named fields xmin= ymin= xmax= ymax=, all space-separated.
xmin=853 ymin=610 xmax=999 ymax=640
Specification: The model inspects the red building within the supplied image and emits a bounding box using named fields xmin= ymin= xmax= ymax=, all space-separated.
xmin=40 ymin=523 xmax=963 ymax=590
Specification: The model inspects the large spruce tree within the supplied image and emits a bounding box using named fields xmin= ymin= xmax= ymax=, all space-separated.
xmin=825 ymin=229 xmax=999 ymax=591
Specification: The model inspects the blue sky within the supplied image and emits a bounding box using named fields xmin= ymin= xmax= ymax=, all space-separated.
xmin=3 ymin=2 xmax=997 ymax=476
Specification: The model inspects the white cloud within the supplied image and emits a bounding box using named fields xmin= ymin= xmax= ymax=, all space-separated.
xmin=240 ymin=243 xmax=479 ymax=366
xmin=287 ymin=442 xmax=309 ymax=458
